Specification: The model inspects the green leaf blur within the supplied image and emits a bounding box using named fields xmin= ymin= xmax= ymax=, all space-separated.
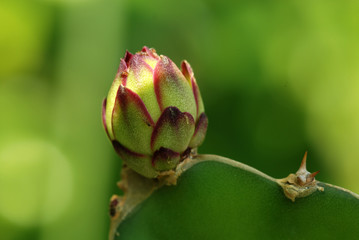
xmin=1 ymin=0 xmax=359 ymax=239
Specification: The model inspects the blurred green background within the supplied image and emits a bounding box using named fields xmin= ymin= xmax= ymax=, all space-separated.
xmin=1 ymin=0 xmax=359 ymax=239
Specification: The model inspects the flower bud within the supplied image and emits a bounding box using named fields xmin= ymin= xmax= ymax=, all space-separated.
xmin=102 ymin=47 xmax=208 ymax=178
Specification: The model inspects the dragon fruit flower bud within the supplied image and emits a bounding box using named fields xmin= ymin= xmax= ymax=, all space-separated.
xmin=102 ymin=47 xmax=208 ymax=178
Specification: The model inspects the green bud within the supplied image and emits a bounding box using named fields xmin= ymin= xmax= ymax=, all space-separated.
xmin=102 ymin=47 xmax=208 ymax=178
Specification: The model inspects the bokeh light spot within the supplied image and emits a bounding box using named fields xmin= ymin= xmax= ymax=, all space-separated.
xmin=0 ymin=139 xmax=73 ymax=227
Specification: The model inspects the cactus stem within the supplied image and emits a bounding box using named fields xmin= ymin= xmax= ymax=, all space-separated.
xmin=108 ymin=165 xmax=161 ymax=240
xmin=109 ymin=152 xmax=359 ymax=239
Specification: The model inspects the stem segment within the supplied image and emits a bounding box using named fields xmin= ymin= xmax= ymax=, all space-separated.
xmin=109 ymin=153 xmax=359 ymax=239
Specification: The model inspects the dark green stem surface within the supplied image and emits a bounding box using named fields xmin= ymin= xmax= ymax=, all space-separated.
xmin=115 ymin=157 xmax=359 ymax=239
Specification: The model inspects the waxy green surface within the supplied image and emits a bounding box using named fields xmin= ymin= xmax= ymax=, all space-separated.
xmin=116 ymin=161 xmax=359 ymax=239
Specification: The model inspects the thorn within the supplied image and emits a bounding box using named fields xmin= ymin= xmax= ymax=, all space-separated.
xmin=298 ymin=151 xmax=308 ymax=172
xmin=310 ymin=170 xmax=320 ymax=179
xmin=306 ymin=170 xmax=320 ymax=183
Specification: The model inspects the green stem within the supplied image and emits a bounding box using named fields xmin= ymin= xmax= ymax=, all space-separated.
xmin=194 ymin=153 xmax=359 ymax=200
xmin=110 ymin=153 xmax=359 ymax=239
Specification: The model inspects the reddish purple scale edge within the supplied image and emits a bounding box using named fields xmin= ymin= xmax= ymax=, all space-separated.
xmin=115 ymin=59 xmax=128 ymax=79
xmin=153 ymin=59 xmax=164 ymax=111
xmin=181 ymin=61 xmax=200 ymax=120
xmin=130 ymin=54 xmax=154 ymax=75
xmin=102 ymin=98 xmax=110 ymax=138
xmin=151 ymin=147 xmax=180 ymax=166
xmin=193 ymin=113 xmax=208 ymax=136
xmin=153 ymin=56 xmax=181 ymax=111
xmin=150 ymin=106 xmax=194 ymax=151
xmin=191 ymin=78 xmax=200 ymax=119
xmin=111 ymin=86 xmax=155 ymax=139
xmin=142 ymin=46 xmax=160 ymax=60
xmin=124 ymin=51 xmax=133 ymax=65
xmin=112 ymin=140 xmax=146 ymax=158
xmin=180 ymin=61 xmax=193 ymax=81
